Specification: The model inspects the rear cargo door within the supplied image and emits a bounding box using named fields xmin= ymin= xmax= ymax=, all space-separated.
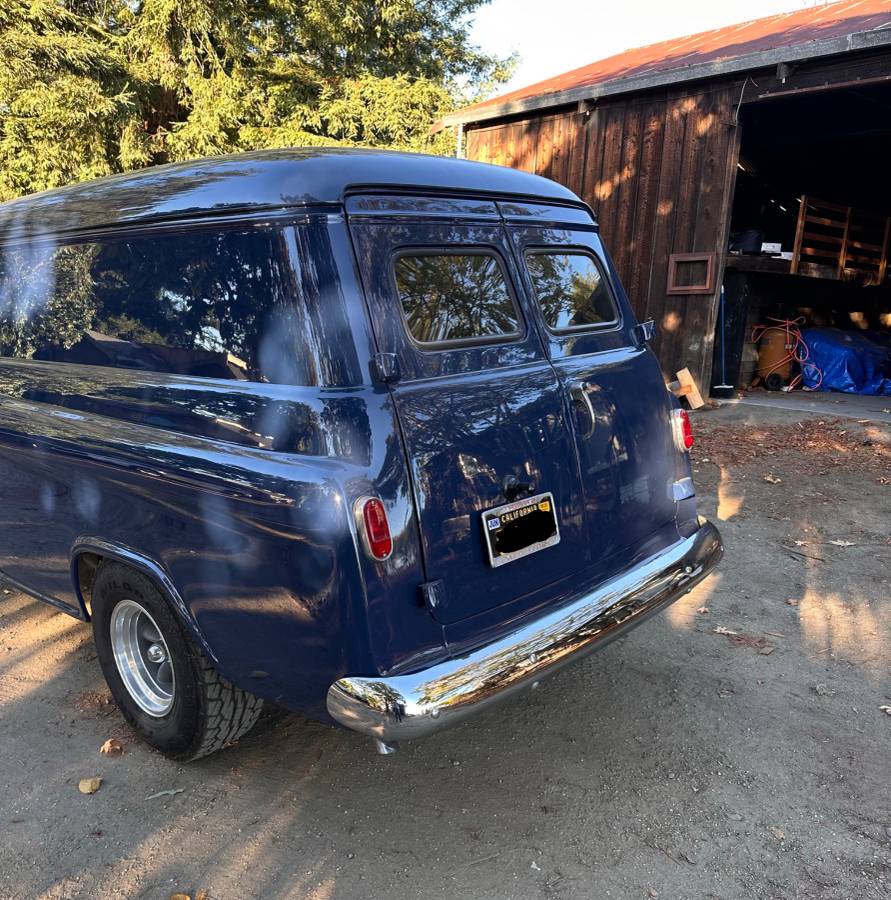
xmin=503 ymin=203 xmax=679 ymax=564
xmin=347 ymin=195 xmax=590 ymax=625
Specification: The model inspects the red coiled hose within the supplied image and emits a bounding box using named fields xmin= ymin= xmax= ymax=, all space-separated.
xmin=751 ymin=316 xmax=823 ymax=391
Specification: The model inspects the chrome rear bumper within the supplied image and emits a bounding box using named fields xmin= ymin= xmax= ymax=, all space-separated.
xmin=327 ymin=520 xmax=722 ymax=745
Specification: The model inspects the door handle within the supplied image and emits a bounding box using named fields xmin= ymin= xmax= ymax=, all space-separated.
xmin=633 ymin=318 xmax=656 ymax=347
xmin=570 ymin=382 xmax=596 ymax=438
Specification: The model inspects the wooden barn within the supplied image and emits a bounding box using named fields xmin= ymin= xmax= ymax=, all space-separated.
xmin=441 ymin=0 xmax=891 ymax=396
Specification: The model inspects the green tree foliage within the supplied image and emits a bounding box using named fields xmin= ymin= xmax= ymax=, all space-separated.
xmin=0 ymin=241 xmax=98 ymax=356
xmin=395 ymin=253 xmax=519 ymax=343
xmin=526 ymin=252 xmax=617 ymax=329
xmin=0 ymin=0 xmax=511 ymax=200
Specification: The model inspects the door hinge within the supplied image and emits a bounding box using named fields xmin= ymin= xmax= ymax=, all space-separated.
xmin=370 ymin=352 xmax=401 ymax=384
xmin=419 ymin=579 xmax=446 ymax=613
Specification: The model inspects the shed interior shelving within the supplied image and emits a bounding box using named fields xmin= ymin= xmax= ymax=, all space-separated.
xmin=717 ymin=80 xmax=891 ymax=391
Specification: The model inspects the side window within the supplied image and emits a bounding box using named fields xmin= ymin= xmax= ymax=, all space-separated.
xmin=0 ymin=225 xmax=360 ymax=386
xmin=525 ymin=251 xmax=618 ymax=332
xmin=393 ymin=251 xmax=521 ymax=347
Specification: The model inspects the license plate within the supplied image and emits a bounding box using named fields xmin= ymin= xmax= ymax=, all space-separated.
xmin=481 ymin=492 xmax=560 ymax=568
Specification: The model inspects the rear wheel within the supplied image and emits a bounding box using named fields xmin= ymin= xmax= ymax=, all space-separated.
xmin=91 ymin=562 xmax=262 ymax=761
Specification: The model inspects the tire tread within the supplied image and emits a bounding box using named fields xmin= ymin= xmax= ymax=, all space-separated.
xmin=92 ymin=561 xmax=263 ymax=762
xmin=185 ymin=651 xmax=264 ymax=761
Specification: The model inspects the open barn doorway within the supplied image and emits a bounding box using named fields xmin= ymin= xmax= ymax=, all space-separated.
xmin=713 ymin=80 xmax=891 ymax=399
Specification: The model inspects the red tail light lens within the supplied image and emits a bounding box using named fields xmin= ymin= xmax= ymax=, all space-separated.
xmin=357 ymin=496 xmax=393 ymax=560
xmin=681 ymin=410 xmax=694 ymax=450
xmin=671 ymin=408 xmax=694 ymax=452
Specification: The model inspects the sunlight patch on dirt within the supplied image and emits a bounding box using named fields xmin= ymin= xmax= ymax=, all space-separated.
xmin=797 ymin=589 xmax=888 ymax=678
xmin=0 ymin=601 xmax=85 ymax=702
xmin=666 ymin=572 xmax=721 ymax=631
xmin=716 ymin=466 xmax=743 ymax=521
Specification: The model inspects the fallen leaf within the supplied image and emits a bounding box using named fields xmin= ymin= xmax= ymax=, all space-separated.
xmin=713 ymin=626 xmax=738 ymax=636
xmin=792 ymin=540 xmax=808 ymax=547
xmin=145 ymin=788 xmax=184 ymax=801
xmin=78 ymin=777 xmax=102 ymax=795
xmin=828 ymin=539 xmax=854 ymax=547
xmin=763 ymin=474 xmax=782 ymax=484
xmin=880 ymin=706 xmax=891 ymax=717
xmin=697 ymin=606 xmax=709 ymax=614
xmin=530 ymin=861 xmax=541 ymax=871
xmin=785 ymin=599 xmax=799 ymax=606
xmin=814 ymin=683 xmax=834 ymax=697
xmin=769 ymin=827 xmax=785 ymax=841
xmin=169 ymin=894 xmax=191 ymax=900
xmin=759 ymin=646 xmax=775 ymax=655
xmin=728 ymin=632 xmax=768 ymax=650
xmin=99 ymin=739 xmax=124 ymax=756
xmin=195 ymin=892 xmax=208 ymax=900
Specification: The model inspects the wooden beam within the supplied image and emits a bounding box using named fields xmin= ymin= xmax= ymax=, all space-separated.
xmin=802 ymin=232 xmax=843 ymax=246
xmin=879 ymin=217 xmax=891 ymax=284
xmin=750 ymin=51 xmax=891 ymax=103
xmin=754 ymin=73 xmax=891 ymax=102
xmin=672 ymin=368 xmax=705 ymax=409
xmin=791 ymin=195 xmax=807 ymax=275
xmin=839 ymin=206 xmax=852 ymax=278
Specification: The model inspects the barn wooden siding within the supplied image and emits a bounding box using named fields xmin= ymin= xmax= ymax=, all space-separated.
xmin=465 ymin=84 xmax=741 ymax=390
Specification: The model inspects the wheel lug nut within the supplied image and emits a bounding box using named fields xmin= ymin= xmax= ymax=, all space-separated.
xmin=146 ymin=643 xmax=167 ymax=664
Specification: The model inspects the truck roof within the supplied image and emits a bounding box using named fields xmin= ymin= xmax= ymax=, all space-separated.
xmin=0 ymin=147 xmax=582 ymax=238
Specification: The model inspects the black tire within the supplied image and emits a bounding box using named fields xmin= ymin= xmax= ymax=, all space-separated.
xmin=764 ymin=371 xmax=785 ymax=391
xmin=91 ymin=562 xmax=262 ymax=761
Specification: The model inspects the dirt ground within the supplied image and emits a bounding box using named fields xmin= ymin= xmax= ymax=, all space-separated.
xmin=0 ymin=400 xmax=889 ymax=900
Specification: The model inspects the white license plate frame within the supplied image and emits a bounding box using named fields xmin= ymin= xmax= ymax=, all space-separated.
xmin=481 ymin=491 xmax=560 ymax=568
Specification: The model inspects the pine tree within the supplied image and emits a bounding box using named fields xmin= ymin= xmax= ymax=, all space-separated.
xmin=0 ymin=0 xmax=512 ymax=200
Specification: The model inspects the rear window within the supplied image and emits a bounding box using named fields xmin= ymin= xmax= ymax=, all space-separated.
xmin=525 ymin=251 xmax=618 ymax=332
xmin=393 ymin=252 xmax=521 ymax=346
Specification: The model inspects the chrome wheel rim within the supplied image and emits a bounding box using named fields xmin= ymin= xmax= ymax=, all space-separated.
xmin=110 ymin=599 xmax=175 ymax=717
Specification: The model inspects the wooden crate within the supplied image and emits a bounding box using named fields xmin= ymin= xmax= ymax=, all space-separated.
xmin=792 ymin=195 xmax=890 ymax=284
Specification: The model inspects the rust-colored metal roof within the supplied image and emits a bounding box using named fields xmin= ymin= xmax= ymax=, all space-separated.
xmin=458 ymin=0 xmax=891 ymax=119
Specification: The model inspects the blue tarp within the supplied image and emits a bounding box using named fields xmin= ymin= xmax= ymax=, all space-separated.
xmin=801 ymin=327 xmax=891 ymax=395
